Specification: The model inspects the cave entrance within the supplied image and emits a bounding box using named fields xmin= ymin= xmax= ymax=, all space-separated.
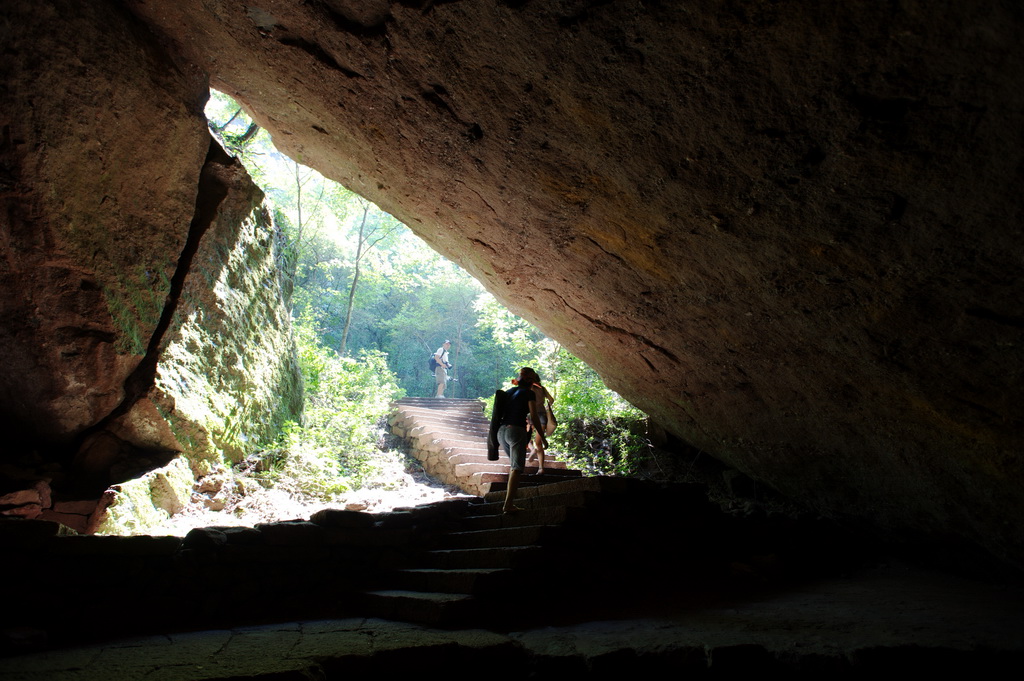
xmin=82 ymin=92 xmax=657 ymax=536
xmin=206 ymin=89 xmax=552 ymax=401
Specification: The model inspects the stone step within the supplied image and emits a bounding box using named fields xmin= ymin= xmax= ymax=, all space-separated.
xmin=395 ymin=411 xmax=486 ymax=424
xmin=410 ymin=447 xmax=491 ymax=462
xmin=473 ymin=471 xmax=584 ymax=495
xmin=392 ymin=407 xmax=486 ymax=416
xmin=396 ymin=410 xmax=489 ymax=422
xmin=416 ymin=436 xmax=489 ymax=451
xmin=450 ymin=450 xmax=577 ymax=466
xmin=404 ymin=421 xmax=490 ymax=434
xmin=456 ymin=463 xmax=579 ymax=479
xmin=484 ymin=476 xmax=644 ymax=502
xmin=454 ymin=459 xmax=572 ymax=473
xmin=392 ymin=402 xmax=485 ymax=416
xmin=439 ymin=446 xmax=492 ymax=456
xmin=477 ymin=487 xmax=604 ymax=512
xmin=394 ymin=404 xmax=488 ymax=415
xmin=359 ymin=589 xmax=480 ymax=628
xmin=391 ymin=568 xmax=515 ymax=595
xmin=405 ymin=426 xmax=489 ymax=440
xmin=455 ymin=505 xmax=580 ymax=532
xmin=401 ymin=413 xmax=489 ymax=426
xmin=409 ymin=438 xmax=476 ymax=449
xmin=394 ymin=421 xmax=489 ymax=435
xmin=395 ymin=418 xmax=488 ymax=430
xmin=479 ymin=479 xmax=557 ymax=495
xmin=400 ymin=417 xmax=488 ymax=427
xmin=393 ymin=419 xmax=490 ymax=433
xmin=393 ymin=408 xmax=486 ymax=418
xmin=421 ymin=545 xmax=544 ymax=570
xmin=439 ymin=525 xmax=561 ymax=550
xmin=395 ymin=409 xmax=489 ymax=422
xmin=394 ymin=397 xmax=484 ymax=406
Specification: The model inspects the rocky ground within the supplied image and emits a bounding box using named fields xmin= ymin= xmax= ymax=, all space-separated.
xmin=2 ymin=452 xmax=1022 ymax=678
xmin=129 ymin=449 xmax=472 ymax=537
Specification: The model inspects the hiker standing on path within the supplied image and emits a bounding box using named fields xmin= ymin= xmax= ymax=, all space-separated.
xmin=434 ymin=340 xmax=452 ymax=397
xmin=498 ymin=367 xmax=548 ymax=514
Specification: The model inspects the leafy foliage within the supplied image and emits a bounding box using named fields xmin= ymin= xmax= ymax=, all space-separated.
xmin=254 ymin=320 xmax=405 ymax=498
xmin=544 ymin=350 xmax=651 ymax=476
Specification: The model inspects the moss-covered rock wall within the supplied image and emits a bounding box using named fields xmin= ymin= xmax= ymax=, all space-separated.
xmin=98 ymin=152 xmax=303 ymax=534
xmin=1 ymin=0 xmax=303 ymax=533
xmin=155 ymin=159 xmax=303 ymax=472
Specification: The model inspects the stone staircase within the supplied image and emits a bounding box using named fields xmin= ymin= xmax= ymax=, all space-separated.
xmin=11 ymin=483 xmax=1021 ymax=681
xmin=388 ymin=397 xmax=583 ymax=496
xmin=10 ymin=480 xmax=1014 ymax=678
xmin=356 ymin=479 xmax=585 ymax=629
xmin=354 ymin=476 xmax=725 ymax=630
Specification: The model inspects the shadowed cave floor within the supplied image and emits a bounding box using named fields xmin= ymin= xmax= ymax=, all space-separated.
xmin=2 ymin=559 xmax=1022 ymax=679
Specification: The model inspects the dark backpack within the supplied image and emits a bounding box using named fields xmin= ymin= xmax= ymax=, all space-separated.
xmin=428 ymin=354 xmax=439 ymax=371
xmin=487 ymin=389 xmax=507 ymax=460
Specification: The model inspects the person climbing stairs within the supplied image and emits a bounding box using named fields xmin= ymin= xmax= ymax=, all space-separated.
xmin=388 ymin=397 xmax=583 ymax=496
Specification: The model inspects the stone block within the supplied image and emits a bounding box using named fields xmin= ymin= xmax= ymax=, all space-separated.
xmin=181 ymin=527 xmax=229 ymax=550
xmin=52 ymin=499 xmax=99 ymax=515
xmin=37 ymin=510 xmax=88 ymax=534
xmin=257 ymin=520 xmax=325 ymax=546
xmin=1 ymin=502 xmax=41 ymax=519
xmin=310 ymin=508 xmax=375 ymax=529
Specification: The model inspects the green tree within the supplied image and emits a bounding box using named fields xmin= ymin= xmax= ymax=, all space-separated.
xmin=339 ymin=199 xmax=401 ymax=355
xmin=544 ymin=349 xmax=650 ymax=476
xmin=267 ymin=318 xmax=405 ymax=496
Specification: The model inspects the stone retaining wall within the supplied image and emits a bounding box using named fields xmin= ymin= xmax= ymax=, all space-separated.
xmin=0 ymin=499 xmax=473 ymax=649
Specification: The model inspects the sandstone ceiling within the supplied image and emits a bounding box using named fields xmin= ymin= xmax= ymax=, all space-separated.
xmin=3 ymin=1 xmax=1022 ymax=569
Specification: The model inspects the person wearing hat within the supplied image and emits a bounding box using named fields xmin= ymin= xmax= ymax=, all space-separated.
xmin=434 ymin=340 xmax=452 ymax=397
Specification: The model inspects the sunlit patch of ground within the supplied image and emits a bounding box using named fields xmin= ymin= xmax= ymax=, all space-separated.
xmin=140 ymin=449 xmax=471 ymax=536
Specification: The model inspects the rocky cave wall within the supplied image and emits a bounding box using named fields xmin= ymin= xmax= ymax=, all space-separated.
xmin=1 ymin=0 xmax=301 ymax=532
xmin=121 ymin=0 xmax=1023 ymax=569
xmin=1 ymin=0 xmax=1022 ymax=569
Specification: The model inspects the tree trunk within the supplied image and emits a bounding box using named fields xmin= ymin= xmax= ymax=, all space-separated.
xmin=339 ymin=202 xmax=370 ymax=355
xmin=236 ymin=120 xmax=260 ymax=146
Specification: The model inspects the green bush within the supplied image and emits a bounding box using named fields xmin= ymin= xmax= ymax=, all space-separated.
xmin=250 ymin=321 xmax=405 ymax=498
xmin=544 ymin=350 xmax=651 ymax=476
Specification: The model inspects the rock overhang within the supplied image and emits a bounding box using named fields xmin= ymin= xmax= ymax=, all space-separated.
xmin=2 ymin=0 xmax=1022 ymax=569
